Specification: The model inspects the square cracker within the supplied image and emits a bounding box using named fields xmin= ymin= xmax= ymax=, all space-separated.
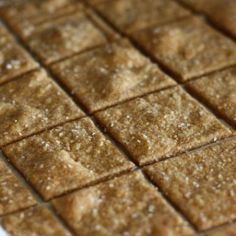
xmin=26 ymin=12 xmax=114 ymax=64
xmin=180 ymin=0 xmax=236 ymax=38
xmin=186 ymin=66 xmax=236 ymax=127
xmin=0 ymin=69 xmax=83 ymax=147
xmin=0 ymin=41 xmax=38 ymax=85
xmin=3 ymin=118 xmax=134 ymax=200
xmin=144 ymin=137 xmax=236 ymax=230
xmin=95 ymin=86 xmax=231 ymax=165
xmin=52 ymin=171 xmax=194 ymax=236
xmin=132 ymin=16 xmax=236 ymax=81
xmin=2 ymin=206 xmax=71 ymax=236
xmin=0 ymin=0 xmax=80 ymax=38
xmin=93 ymin=0 xmax=190 ymax=33
xmin=0 ymin=157 xmax=36 ymax=216
xmin=51 ymin=39 xmax=175 ymax=113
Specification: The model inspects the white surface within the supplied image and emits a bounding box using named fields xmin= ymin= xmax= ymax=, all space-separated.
xmin=0 ymin=226 xmax=8 ymax=236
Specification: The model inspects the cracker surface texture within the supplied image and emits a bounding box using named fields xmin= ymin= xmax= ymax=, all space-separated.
xmin=0 ymin=69 xmax=83 ymax=147
xmin=2 ymin=206 xmax=71 ymax=236
xmin=0 ymin=158 xmax=35 ymax=216
xmin=96 ymin=86 xmax=231 ymax=165
xmin=3 ymin=118 xmax=134 ymax=200
xmin=144 ymin=138 xmax=236 ymax=230
xmin=53 ymin=171 xmax=194 ymax=236
xmin=187 ymin=67 xmax=236 ymax=126
xmin=51 ymin=39 xmax=175 ymax=112
xmin=133 ymin=16 xmax=236 ymax=81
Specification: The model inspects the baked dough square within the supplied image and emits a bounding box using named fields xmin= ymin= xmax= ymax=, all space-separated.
xmin=0 ymin=69 xmax=83 ymax=147
xmin=180 ymin=0 xmax=236 ymax=38
xmin=51 ymin=39 xmax=175 ymax=113
xmin=3 ymin=118 xmax=134 ymax=200
xmin=52 ymin=171 xmax=194 ymax=236
xmin=2 ymin=206 xmax=70 ymax=236
xmin=93 ymin=0 xmax=190 ymax=33
xmin=0 ymin=156 xmax=35 ymax=216
xmin=0 ymin=41 xmax=38 ymax=85
xmin=132 ymin=16 xmax=236 ymax=81
xmin=144 ymin=137 xmax=236 ymax=230
xmin=26 ymin=12 xmax=113 ymax=64
xmin=186 ymin=67 xmax=236 ymax=127
xmin=95 ymin=86 xmax=231 ymax=165
xmin=0 ymin=0 xmax=81 ymax=38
